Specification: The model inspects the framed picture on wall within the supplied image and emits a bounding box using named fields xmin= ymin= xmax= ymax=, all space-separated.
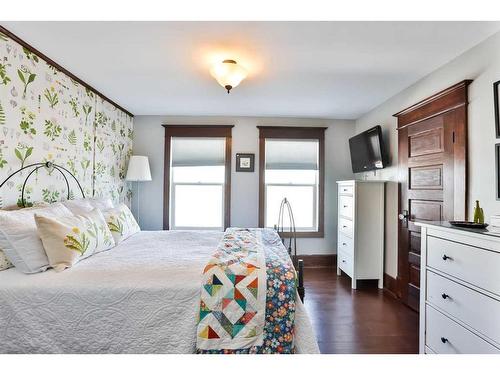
xmin=496 ymin=144 xmax=500 ymax=200
xmin=236 ymin=153 xmax=255 ymax=172
xmin=495 ymin=80 xmax=500 ymax=137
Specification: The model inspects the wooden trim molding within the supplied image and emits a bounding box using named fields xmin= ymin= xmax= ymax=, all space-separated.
xmin=394 ymin=80 xmax=472 ymax=129
xmin=162 ymin=125 xmax=234 ymax=230
xmin=0 ymin=25 xmax=133 ymax=117
xmin=394 ymin=81 xmax=470 ymax=310
xmin=383 ymin=273 xmax=398 ymax=299
xmin=257 ymin=126 xmax=326 ymax=238
xmin=257 ymin=126 xmax=327 ymax=139
xmin=300 ymin=254 xmax=335 ymax=268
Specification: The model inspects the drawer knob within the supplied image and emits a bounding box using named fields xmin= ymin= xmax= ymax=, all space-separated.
xmin=342 ymin=243 xmax=347 ymax=246
xmin=342 ymin=260 xmax=346 ymax=263
xmin=343 ymin=205 xmax=348 ymax=208
xmin=342 ymin=225 xmax=347 ymax=228
xmin=440 ymin=337 xmax=448 ymax=344
xmin=442 ymin=254 xmax=452 ymax=261
xmin=441 ymin=293 xmax=449 ymax=299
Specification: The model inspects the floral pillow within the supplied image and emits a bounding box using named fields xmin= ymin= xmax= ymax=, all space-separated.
xmin=0 ymin=249 xmax=13 ymax=271
xmin=0 ymin=202 xmax=74 ymax=274
xmin=35 ymin=209 xmax=115 ymax=272
xmin=103 ymin=203 xmax=140 ymax=244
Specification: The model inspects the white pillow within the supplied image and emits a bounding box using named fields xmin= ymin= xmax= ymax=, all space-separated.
xmin=87 ymin=197 xmax=114 ymax=211
xmin=62 ymin=199 xmax=95 ymax=215
xmin=62 ymin=197 xmax=114 ymax=215
xmin=0 ymin=203 xmax=73 ymax=273
xmin=103 ymin=204 xmax=140 ymax=244
xmin=35 ymin=209 xmax=115 ymax=272
xmin=0 ymin=249 xmax=13 ymax=271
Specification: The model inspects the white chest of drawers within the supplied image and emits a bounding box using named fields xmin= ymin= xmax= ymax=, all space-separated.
xmin=336 ymin=180 xmax=385 ymax=289
xmin=418 ymin=222 xmax=500 ymax=354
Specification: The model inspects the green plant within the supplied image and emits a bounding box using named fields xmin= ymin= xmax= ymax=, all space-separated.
xmin=43 ymin=119 xmax=62 ymax=141
xmin=81 ymin=159 xmax=91 ymax=177
xmin=22 ymin=47 xmax=39 ymax=63
xmin=64 ymin=227 xmax=90 ymax=255
xmin=19 ymin=107 xmax=36 ymax=135
xmin=83 ymin=133 xmax=92 ymax=152
xmin=107 ymin=216 xmax=124 ymax=235
xmin=68 ymin=129 xmax=77 ymax=145
xmin=94 ymin=112 xmax=108 ymax=129
xmin=67 ymin=159 xmax=77 ymax=176
xmin=15 ymin=146 xmax=33 ymax=168
xmin=47 ymin=64 xmax=59 ymax=75
xmin=82 ymin=104 xmax=92 ymax=126
xmin=96 ymin=139 xmax=105 ymax=153
xmin=0 ymin=149 xmax=7 ymax=168
xmin=0 ymin=100 xmax=5 ymax=125
xmin=43 ymin=87 xmax=59 ymax=108
xmin=16 ymin=184 xmax=33 ymax=207
xmin=95 ymin=162 xmax=106 ymax=178
xmin=42 ymin=188 xmax=60 ymax=203
xmin=17 ymin=67 xmax=36 ymax=99
xmin=0 ymin=63 xmax=10 ymax=85
xmin=100 ymin=224 xmax=114 ymax=246
xmin=85 ymin=87 xmax=94 ymax=99
xmin=69 ymin=96 xmax=80 ymax=117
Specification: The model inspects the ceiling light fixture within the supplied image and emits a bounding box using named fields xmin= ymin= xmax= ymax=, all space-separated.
xmin=210 ymin=59 xmax=248 ymax=94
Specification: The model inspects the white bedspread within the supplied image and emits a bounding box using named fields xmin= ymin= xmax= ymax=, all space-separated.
xmin=0 ymin=230 xmax=319 ymax=354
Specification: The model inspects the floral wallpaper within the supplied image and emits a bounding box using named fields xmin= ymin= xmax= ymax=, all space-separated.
xmin=0 ymin=30 xmax=133 ymax=208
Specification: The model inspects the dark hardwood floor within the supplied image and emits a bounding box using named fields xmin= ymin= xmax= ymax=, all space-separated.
xmin=302 ymin=267 xmax=419 ymax=354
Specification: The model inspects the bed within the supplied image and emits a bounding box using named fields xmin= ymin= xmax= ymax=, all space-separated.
xmin=0 ymin=229 xmax=320 ymax=354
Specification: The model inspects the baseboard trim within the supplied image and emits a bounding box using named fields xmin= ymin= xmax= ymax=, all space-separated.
xmin=299 ymin=254 xmax=336 ymax=268
xmin=383 ymin=273 xmax=398 ymax=299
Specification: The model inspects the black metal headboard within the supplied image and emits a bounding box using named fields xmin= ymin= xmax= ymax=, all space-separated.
xmin=0 ymin=161 xmax=85 ymax=207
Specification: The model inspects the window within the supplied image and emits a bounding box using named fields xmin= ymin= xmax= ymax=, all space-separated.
xmin=258 ymin=126 xmax=325 ymax=237
xmin=163 ymin=126 xmax=233 ymax=230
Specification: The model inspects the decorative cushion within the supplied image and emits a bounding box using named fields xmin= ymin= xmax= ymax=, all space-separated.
xmin=0 ymin=249 xmax=13 ymax=271
xmin=0 ymin=203 xmax=73 ymax=274
xmin=35 ymin=209 xmax=115 ymax=272
xmin=103 ymin=203 xmax=140 ymax=244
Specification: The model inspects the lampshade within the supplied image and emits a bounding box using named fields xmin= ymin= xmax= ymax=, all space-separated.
xmin=210 ymin=59 xmax=248 ymax=93
xmin=125 ymin=156 xmax=152 ymax=181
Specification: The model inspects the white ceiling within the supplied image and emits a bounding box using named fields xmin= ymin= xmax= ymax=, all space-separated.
xmin=2 ymin=21 xmax=500 ymax=119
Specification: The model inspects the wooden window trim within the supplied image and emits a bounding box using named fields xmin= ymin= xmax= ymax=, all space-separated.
xmin=162 ymin=125 xmax=234 ymax=230
xmin=257 ymin=126 xmax=326 ymax=238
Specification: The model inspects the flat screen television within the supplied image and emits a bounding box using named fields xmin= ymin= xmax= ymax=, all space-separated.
xmin=349 ymin=125 xmax=387 ymax=173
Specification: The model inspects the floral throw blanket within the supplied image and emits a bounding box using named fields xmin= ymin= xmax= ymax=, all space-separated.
xmin=197 ymin=228 xmax=297 ymax=354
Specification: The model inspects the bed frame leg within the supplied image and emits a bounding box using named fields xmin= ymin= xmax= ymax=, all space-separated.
xmin=297 ymin=258 xmax=305 ymax=302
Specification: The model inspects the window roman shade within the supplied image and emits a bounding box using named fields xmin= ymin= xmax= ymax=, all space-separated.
xmin=265 ymin=139 xmax=319 ymax=170
xmin=171 ymin=137 xmax=226 ymax=167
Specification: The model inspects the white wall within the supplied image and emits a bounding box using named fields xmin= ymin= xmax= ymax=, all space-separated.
xmin=133 ymin=116 xmax=355 ymax=255
xmin=355 ymin=31 xmax=500 ymax=277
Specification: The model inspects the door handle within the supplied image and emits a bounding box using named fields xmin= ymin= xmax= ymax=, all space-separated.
xmin=399 ymin=210 xmax=409 ymax=227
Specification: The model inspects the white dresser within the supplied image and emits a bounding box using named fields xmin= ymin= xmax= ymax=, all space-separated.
xmin=336 ymin=180 xmax=385 ymax=289
xmin=418 ymin=222 xmax=500 ymax=354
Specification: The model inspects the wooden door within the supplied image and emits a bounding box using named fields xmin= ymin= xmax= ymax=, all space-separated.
xmin=394 ymin=80 xmax=471 ymax=311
